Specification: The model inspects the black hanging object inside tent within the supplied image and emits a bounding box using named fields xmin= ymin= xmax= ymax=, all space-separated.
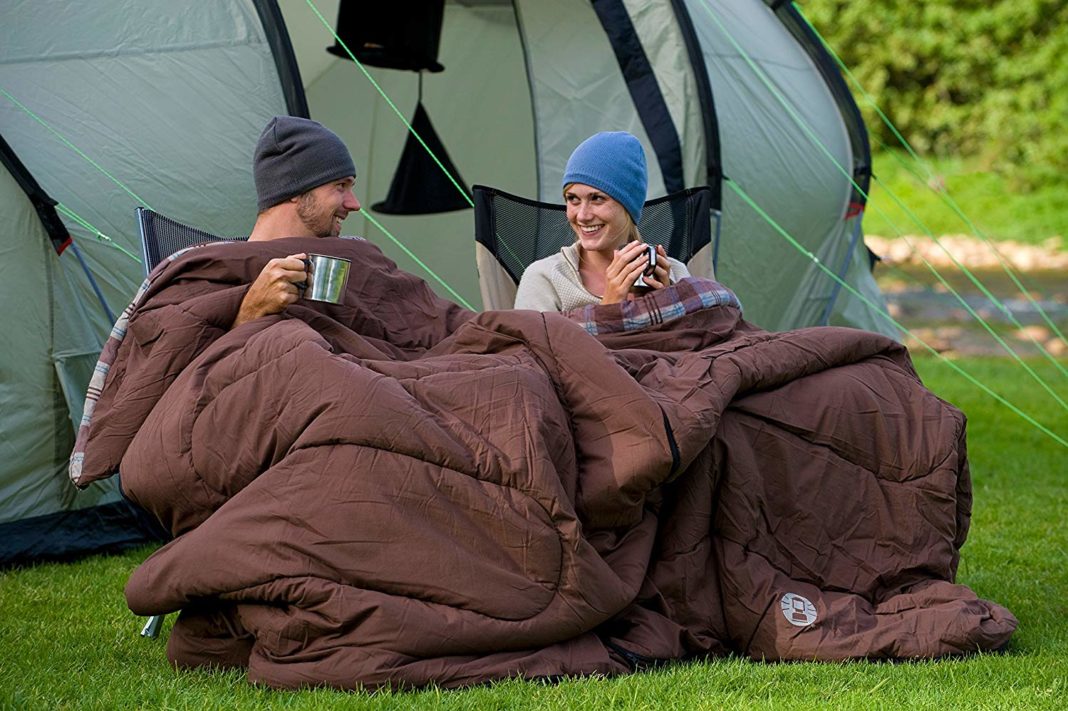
xmin=372 ymin=88 xmax=472 ymax=215
xmin=327 ymin=0 xmax=469 ymax=214
xmin=328 ymin=0 xmax=445 ymax=72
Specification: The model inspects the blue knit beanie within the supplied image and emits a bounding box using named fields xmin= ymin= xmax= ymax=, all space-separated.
xmin=562 ymin=131 xmax=647 ymax=223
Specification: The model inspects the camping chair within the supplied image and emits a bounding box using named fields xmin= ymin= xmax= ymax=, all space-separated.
xmin=472 ymin=185 xmax=720 ymax=310
xmin=136 ymin=207 xmax=247 ymax=276
xmin=133 ymin=207 xmax=247 ymax=638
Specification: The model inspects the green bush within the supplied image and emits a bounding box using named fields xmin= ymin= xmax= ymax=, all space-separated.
xmin=799 ymin=0 xmax=1068 ymax=189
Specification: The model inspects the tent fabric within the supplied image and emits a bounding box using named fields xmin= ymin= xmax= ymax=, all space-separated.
xmin=0 ymin=133 xmax=70 ymax=253
xmin=593 ymin=0 xmax=686 ymax=193
xmin=0 ymin=156 xmax=150 ymax=563
xmin=680 ymin=0 xmax=869 ymax=332
xmin=6 ymin=0 xmax=896 ymax=563
xmin=517 ymin=0 xmax=674 ymax=205
xmin=0 ymin=0 xmax=295 ymax=564
xmin=0 ymin=499 xmax=166 ymax=568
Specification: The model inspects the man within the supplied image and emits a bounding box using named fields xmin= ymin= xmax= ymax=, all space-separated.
xmin=234 ymin=115 xmax=362 ymax=328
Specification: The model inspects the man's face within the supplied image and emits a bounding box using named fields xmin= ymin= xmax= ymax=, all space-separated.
xmin=296 ymin=177 xmax=361 ymax=238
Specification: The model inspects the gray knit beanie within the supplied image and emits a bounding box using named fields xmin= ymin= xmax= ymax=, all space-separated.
xmin=562 ymin=131 xmax=647 ymax=223
xmin=254 ymin=116 xmax=356 ymax=211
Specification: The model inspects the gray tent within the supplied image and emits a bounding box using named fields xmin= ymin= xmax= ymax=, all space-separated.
xmin=0 ymin=0 xmax=891 ymax=564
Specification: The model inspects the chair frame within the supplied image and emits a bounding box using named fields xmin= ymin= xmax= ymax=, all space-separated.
xmin=132 ymin=207 xmax=249 ymax=636
xmin=136 ymin=207 xmax=246 ymax=276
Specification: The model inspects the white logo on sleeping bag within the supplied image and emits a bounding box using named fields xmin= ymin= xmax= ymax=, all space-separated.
xmin=780 ymin=593 xmax=817 ymax=627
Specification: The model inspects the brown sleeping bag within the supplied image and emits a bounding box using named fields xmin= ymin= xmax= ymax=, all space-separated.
xmin=70 ymin=237 xmax=1016 ymax=689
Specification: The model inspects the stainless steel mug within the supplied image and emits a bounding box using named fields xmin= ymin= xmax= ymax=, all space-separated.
xmin=303 ymin=253 xmax=351 ymax=304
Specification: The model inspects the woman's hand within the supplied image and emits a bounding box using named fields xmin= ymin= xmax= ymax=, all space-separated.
xmin=600 ymin=241 xmax=653 ymax=304
xmin=639 ymin=244 xmax=671 ymax=291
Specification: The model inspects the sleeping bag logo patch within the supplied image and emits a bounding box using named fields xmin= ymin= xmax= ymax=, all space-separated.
xmin=780 ymin=593 xmax=817 ymax=627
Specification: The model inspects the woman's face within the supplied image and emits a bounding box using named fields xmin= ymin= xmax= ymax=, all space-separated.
xmin=564 ymin=183 xmax=631 ymax=253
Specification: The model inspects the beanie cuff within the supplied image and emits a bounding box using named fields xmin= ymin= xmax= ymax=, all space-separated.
xmin=256 ymin=164 xmax=355 ymax=211
xmin=562 ymin=170 xmax=644 ymax=223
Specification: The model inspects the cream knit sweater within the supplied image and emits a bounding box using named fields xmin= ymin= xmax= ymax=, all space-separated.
xmin=513 ymin=243 xmax=690 ymax=312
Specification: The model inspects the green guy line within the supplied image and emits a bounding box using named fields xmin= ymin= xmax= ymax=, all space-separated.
xmin=727 ymin=180 xmax=1067 ymax=449
xmin=358 ymin=208 xmax=475 ymax=311
xmin=860 ymin=184 xmax=1068 ymax=410
xmin=791 ymin=1 xmax=1068 ymax=354
xmin=1 ymin=86 xmax=153 ymax=211
xmin=304 ymin=0 xmax=475 ymax=308
xmin=695 ymin=0 xmax=1067 ymax=410
xmin=876 ymin=144 xmax=1068 ymax=380
xmin=700 ymin=0 xmax=1041 ymax=335
xmin=54 ymin=203 xmax=141 ymax=262
xmin=494 ymin=232 xmax=529 ymax=274
xmin=304 ymin=0 xmax=472 ymax=208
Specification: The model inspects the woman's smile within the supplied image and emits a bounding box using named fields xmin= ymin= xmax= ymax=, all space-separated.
xmin=565 ymin=184 xmax=630 ymax=253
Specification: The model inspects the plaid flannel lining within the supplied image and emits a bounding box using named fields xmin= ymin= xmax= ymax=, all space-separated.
xmin=566 ymin=278 xmax=741 ymax=336
xmin=68 ymin=247 xmax=197 ymax=485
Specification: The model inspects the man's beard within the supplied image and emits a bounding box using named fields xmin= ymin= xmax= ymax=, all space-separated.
xmin=296 ymin=192 xmax=338 ymax=238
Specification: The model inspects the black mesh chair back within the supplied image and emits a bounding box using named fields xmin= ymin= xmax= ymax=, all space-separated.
xmin=136 ymin=207 xmax=247 ymax=275
xmin=473 ymin=184 xmax=717 ymax=309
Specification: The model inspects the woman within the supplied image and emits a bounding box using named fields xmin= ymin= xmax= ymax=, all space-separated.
xmin=513 ymin=131 xmax=690 ymax=311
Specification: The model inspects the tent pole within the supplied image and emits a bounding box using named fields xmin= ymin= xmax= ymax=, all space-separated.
xmin=68 ymin=240 xmax=117 ymax=325
xmin=818 ymin=217 xmax=864 ymax=325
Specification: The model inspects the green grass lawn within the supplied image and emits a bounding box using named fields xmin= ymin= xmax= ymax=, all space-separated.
xmin=1 ymin=358 xmax=1065 ymax=710
xmin=864 ymin=150 xmax=1068 ymax=245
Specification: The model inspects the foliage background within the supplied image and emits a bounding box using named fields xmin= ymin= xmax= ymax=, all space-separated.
xmin=800 ymin=0 xmax=1068 ymax=190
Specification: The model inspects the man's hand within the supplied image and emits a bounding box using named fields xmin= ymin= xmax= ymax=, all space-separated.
xmin=232 ymin=253 xmax=308 ymax=328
